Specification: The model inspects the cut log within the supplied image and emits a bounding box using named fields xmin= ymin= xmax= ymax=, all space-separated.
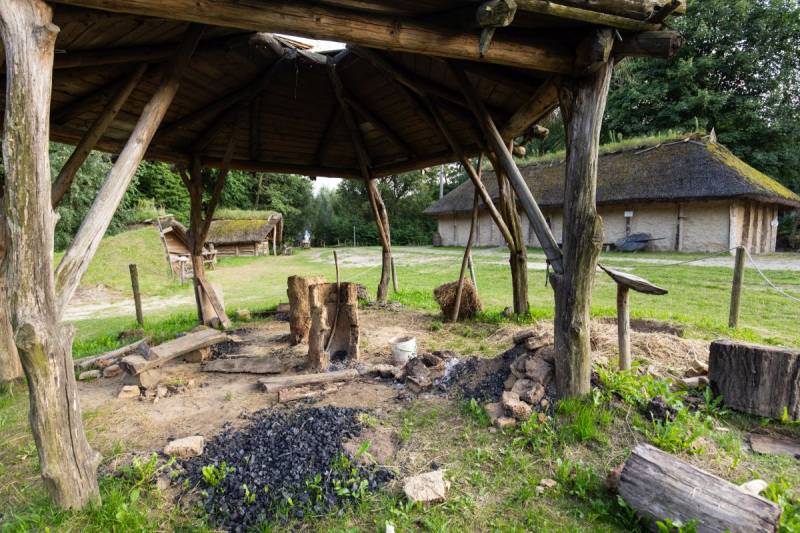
xmin=119 ymin=328 xmax=227 ymax=375
xmin=708 ymin=340 xmax=800 ymax=420
xmin=307 ymin=282 xmax=360 ymax=371
xmin=287 ymin=275 xmax=326 ymax=345
xmin=278 ymin=383 xmax=340 ymax=403
xmin=749 ymin=434 xmax=800 ymax=458
xmin=201 ymin=357 xmax=282 ymax=374
xmin=618 ymin=443 xmax=782 ymax=533
xmin=259 ymin=369 xmax=359 ymax=393
xmin=75 ymin=338 xmax=150 ymax=370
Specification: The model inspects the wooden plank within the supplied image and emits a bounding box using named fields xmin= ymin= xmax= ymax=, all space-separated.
xmin=618 ymin=443 xmax=781 ymax=533
xmin=120 ymin=327 xmax=227 ymax=374
xmin=74 ymin=338 xmax=149 ymax=369
xmin=51 ymin=0 xmax=578 ymax=73
xmin=201 ymin=357 xmax=282 ymax=374
xmin=599 ymin=264 xmax=667 ymax=295
xmin=500 ymin=78 xmax=558 ymax=141
xmin=278 ymin=383 xmax=340 ymax=403
xmin=259 ymin=369 xmax=359 ymax=392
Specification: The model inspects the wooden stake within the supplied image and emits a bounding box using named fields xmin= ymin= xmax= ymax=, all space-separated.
xmin=54 ymin=24 xmax=205 ymax=316
xmin=468 ymin=252 xmax=478 ymax=290
xmin=728 ymin=246 xmax=745 ymax=329
xmin=129 ymin=264 xmax=144 ymax=326
xmin=616 ymin=285 xmax=630 ymax=370
xmin=0 ymin=0 xmax=101 ymax=508
xmin=452 ymin=186 xmax=480 ymax=322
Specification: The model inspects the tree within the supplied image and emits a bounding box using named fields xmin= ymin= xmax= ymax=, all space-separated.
xmin=604 ymin=0 xmax=800 ymax=192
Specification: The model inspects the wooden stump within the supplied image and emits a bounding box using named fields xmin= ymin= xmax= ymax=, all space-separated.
xmin=200 ymin=282 xmax=225 ymax=328
xmin=618 ymin=443 xmax=781 ymax=532
xmin=307 ymin=282 xmax=360 ymax=371
xmin=287 ymin=275 xmax=326 ymax=345
xmin=709 ymin=340 xmax=800 ymax=420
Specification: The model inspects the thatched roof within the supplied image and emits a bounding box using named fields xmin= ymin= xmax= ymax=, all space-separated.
xmin=207 ymin=210 xmax=282 ymax=244
xmin=0 ymin=2 xmax=683 ymax=180
xmin=424 ymin=138 xmax=800 ymax=215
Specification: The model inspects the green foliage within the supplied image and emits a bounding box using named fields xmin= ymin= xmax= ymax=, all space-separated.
xmin=763 ymin=479 xmax=800 ymax=532
xmin=461 ymin=398 xmax=491 ymax=427
xmin=202 ymin=462 xmax=231 ymax=487
xmin=555 ymin=396 xmax=612 ymax=445
xmin=643 ymin=409 xmax=708 ymax=454
xmin=656 ymin=518 xmax=699 ymax=533
xmin=133 ymin=161 xmax=190 ymax=223
xmin=513 ymin=413 xmax=555 ymax=451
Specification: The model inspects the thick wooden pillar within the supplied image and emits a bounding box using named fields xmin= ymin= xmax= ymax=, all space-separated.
xmin=550 ymin=48 xmax=614 ymax=397
xmin=54 ymin=24 xmax=204 ymax=314
xmin=366 ymin=179 xmax=392 ymax=303
xmin=0 ymin=0 xmax=101 ymax=508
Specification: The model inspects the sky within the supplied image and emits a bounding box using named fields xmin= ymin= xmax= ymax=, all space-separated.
xmin=312 ymin=177 xmax=342 ymax=193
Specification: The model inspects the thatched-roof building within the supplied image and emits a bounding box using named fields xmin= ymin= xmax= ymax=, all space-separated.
xmin=426 ymin=137 xmax=800 ymax=253
xmin=206 ymin=210 xmax=283 ymax=257
xmin=158 ymin=218 xmax=216 ymax=273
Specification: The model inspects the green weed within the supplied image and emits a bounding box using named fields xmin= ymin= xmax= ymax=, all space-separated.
xmin=202 ymin=462 xmax=231 ymax=487
xmin=556 ymin=396 xmax=612 ymax=445
xmin=461 ymin=398 xmax=491 ymax=427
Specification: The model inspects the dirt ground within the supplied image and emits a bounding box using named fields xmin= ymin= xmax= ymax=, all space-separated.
xmin=79 ymin=308 xmax=709 ymax=461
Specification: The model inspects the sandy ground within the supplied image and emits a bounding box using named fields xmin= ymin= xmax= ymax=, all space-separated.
xmin=78 ymin=307 xmax=707 ymax=461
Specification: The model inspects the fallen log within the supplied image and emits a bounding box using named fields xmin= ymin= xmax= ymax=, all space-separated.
xmin=709 ymin=340 xmax=800 ymax=420
xmin=618 ymin=443 xmax=782 ymax=532
xmin=259 ymin=369 xmax=359 ymax=393
xmin=749 ymin=433 xmax=800 ymax=458
xmin=278 ymin=383 xmax=340 ymax=403
xmin=119 ymin=328 xmax=227 ymax=375
xmin=75 ymin=338 xmax=149 ymax=370
xmin=201 ymin=357 xmax=282 ymax=374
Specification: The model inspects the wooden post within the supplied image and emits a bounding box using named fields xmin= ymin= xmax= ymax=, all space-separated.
xmin=129 ymin=264 xmax=144 ymax=326
xmin=54 ymin=24 xmax=205 ymax=315
xmin=452 ymin=188 xmax=480 ymax=322
xmin=728 ymin=245 xmax=745 ymax=328
xmin=616 ymin=285 xmax=630 ymax=370
xmin=0 ymin=208 xmax=23 ymax=384
xmin=550 ymin=31 xmax=614 ymax=398
xmin=468 ymin=253 xmax=478 ymax=291
xmin=0 ymin=0 xmax=101 ymax=508
xmin=391 ymin=256 xmax=399 ymax=292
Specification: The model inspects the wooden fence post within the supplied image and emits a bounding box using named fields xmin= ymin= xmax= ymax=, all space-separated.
xmin=391 ymin=256 xmax=399 ymax=292
xmin=129 ymin=264 xmax=144 ymax=326
xmin=616 ymin=285 xmax=630 ymax=370
xmin=728 ymin=246 xmax=745 ymax=328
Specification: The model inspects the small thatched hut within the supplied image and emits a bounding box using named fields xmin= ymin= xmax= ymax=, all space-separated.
xmin=157 ymin=217 xmax=216 ymax=273
xmin=426 ymin=136 xmax=800 ymax=253
xmin=206 ymin=210 xmax=284 ymax=257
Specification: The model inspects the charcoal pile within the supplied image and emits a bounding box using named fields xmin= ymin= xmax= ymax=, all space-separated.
xmin=180 ymin=406 xmax=392 ymax=531
xmin=439 ymin=345 xmax=520 ymax=401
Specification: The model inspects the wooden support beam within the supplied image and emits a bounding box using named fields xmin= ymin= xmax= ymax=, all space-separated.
xmin=550 ymin=34 xmax=613 ymax=398
xmin=52 ymin=0 xmax=577 ymax=72
xmin=51 ymin=64 xmax=146 ymax=206
xmin=51 ymin=72 xmax=141 ymax=124
xmin=343 ymin=91 xmax=417 ymax=158
xmin=54 ymin=44 xmax=169 ymax=69
xmin=516 ymin=0 xmax=661 ymax=31
xmin=0 ymin=0 xmax=101 ymax=508
xmin=54 ymin=24 xmax=205 ymax=315
xmin=315 ymin=106 xmax=341 ymax=167
xmin=501 ymin=78 xmax=558 ymax=141
xmin=452 ymin=63 xmax=563 ymax=274
xmin=616 ymin=31 xmax=683 ymax=60
xmin=249 ymin=95 xmax=262 ymax=161
xmin=524 ymin=0 xmax=685 ymax=20
xmin=452 ymin=176 xmax=481 ymax=322
xmin=160 ymin=54 xmax=292 ymax=139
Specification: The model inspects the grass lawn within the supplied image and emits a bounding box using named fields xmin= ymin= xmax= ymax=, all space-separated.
xmin=3 ymin=232 xmax=799 ymax=531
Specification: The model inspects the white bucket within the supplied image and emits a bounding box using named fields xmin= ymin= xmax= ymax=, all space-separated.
xmin=390 ymin=335 xmax=417 ymax=366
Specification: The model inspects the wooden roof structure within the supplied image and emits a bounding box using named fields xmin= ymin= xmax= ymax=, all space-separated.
xmin=1 ymin=1 xmax=683 ymax=180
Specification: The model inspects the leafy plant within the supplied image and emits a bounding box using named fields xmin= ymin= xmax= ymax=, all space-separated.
xmin=763 ymin=479 xmax=800 ymax=533
xmin=514 ymin=413 xmax=555 ymax=451
xmin=462 ymin=398 xmax=491 ymax=427
xmin=656 ymin=517 xmax=699 ymax=533
xmin=645 ymin=409 xmax=708 ymax=454
xmin=202 ymin=462 xmax=231 ymax=487
xmin=555 ymin=396 xmax=612 ymax=445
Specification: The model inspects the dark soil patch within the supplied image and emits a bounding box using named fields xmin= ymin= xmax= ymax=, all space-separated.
xmin=180 ymin=407 xmax=392 ymax=531
xmin=597 ymin=317 xmax=685 ymax=337
xmin=210 ymin=328 xmax=255 ymax=360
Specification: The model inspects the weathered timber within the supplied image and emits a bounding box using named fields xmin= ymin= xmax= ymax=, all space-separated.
xmin=452 ymin=188 xmax=480 ymax=322
xmin=54 ymin=24 xmax=205 ymax=316
xmin=616 ymin=31 xmax=683 ymax=60
xmin=477 ymin=0 xmax=518 ymax=28
xmin=728 ymin=246 xmax=745 ymax=328
xmin=75 ymin=338 xmax=149 ymax=370
xmin=51 ymin=64 xmax=146 ymax=207
xmin=119 ymin=328 xmax=227 ymax=375
xmin=307 ymin=283 xmax=360 ymax=371
xmin=709 ymin=340 xmax=800 ymax=420
xmin=287 ymin=275 xmax=327 ymax=345
xmin=366 ymin=180 xmax=393 ymax=303
xmin=500 ymin=79 xmax=558 ymax=141
xmin=0 ymin=0 xmax=102 ymax=508
xmin=550 ymin=35 xmax=613 ymax=397
xmin=278 ymin=383 xmax=340 ymax=403
xmin=259 ymin=369 xmax=360 ymax=393
xmin=0 ymin=209 xmax=22 ymax=383
xmin=453 ymin=63 xmax=563 ymax=274
xmin=52 ymin=0 xmax=577 ymax=73
xmin=129 ymin=263 xmax=144 ymax=326
xmin=523 ymin=0 xmax=685 ymax=19
xmin=201 ymin=357 xmax=282 ymax=374
xmin=599 ymin=265 xmax=668 ymax=295
xmin=618 ymin=443 xmax=782 ymax=532
xmin=516 ymin=0 xmax=660 ymax=31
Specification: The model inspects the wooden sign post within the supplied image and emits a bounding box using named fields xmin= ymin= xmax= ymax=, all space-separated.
xmin=129 ymin=263 xmax=144 ymax=326
xmin=599 ymin=265 xmax=668 ymax=370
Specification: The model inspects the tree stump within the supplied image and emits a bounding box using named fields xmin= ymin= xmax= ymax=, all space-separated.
xmin=618 ymin=443 xmax=781 ymax=532
xmin=709 ymin=340 xmax=800 ymax=420
xmin=287 ymin=275 xmax=326 ymax=345
xmin=307 ymin=282 xmax=359 ymax=371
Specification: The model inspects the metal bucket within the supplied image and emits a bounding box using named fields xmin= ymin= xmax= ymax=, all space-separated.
xmin=389 ymin=335 xmax=417 ymax=366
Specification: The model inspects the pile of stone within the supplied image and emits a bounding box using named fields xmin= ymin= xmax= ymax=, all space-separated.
xmin=484 ymin=329 xmax=555 ymax=429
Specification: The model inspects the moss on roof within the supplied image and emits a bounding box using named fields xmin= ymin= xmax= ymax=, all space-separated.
xmin=425 ymin=136 xmax=800 ymax=215
xmin=214 ymin=209 xmax=280 ymax=221
xmin=207 ymin=210 xmax=282 ymax=244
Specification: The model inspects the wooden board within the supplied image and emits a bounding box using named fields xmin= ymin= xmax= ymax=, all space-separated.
xmin=618 ymin=443 xmax=782 ymax=532
xmin=120 ymin=328 xmax=227 ymax=375
xmin=258 ymin=369 xmax=359 ymax=393
xmin=201 ymin=357 xmax=282 ymax=374
xmin=599 ymin=264 xmax=667 ymax=295
xmin=750 ymin=434 xmax=800 ymax=458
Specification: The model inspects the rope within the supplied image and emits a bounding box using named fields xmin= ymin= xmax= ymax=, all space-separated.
xmin=612 ymin=248 xmax=737 ymax=269
xmin=743 ymin=248 xmax=800 ymax=303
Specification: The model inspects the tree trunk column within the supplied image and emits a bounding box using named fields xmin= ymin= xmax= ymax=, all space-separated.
xmin=0 ymin=0 xmax=101 ymax=507
xmin=366 ymin=179 xmax=392 ymax=303
xmin=0 ymin=210 xmax=23 ymax=383
xmin=550 ymin=59 xmax=613 ymax=398
xmin=495 ymin=159 xmax=529 ymax=315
